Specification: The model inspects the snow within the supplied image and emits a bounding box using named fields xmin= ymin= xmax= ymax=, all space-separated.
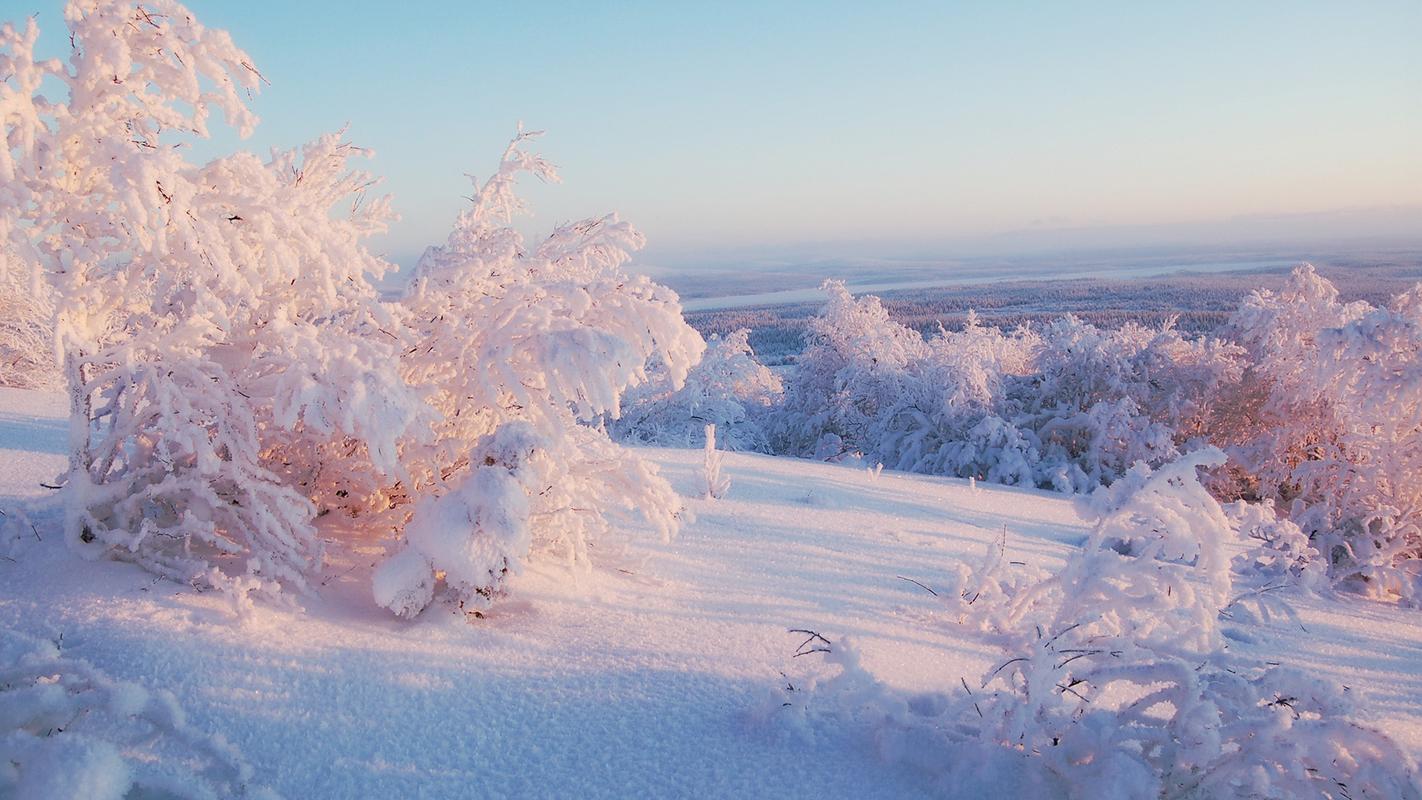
xmin=2 ymin=386 xmax=1420 ymax=797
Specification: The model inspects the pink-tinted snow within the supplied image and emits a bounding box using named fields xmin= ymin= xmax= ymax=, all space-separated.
xmin=1 ymin=387 xmax=1418 ymax=797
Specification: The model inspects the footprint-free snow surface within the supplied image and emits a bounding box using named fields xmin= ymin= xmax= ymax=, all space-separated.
xmin=2 ymin=387 xmax=1419 ymax=798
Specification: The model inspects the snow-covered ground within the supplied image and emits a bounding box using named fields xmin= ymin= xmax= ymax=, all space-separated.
xmin=2 ymin=386 xmax=1419 ymax=798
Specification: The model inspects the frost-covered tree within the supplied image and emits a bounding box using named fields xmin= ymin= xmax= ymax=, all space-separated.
xmin=370 ymin=129 xmax=705 ymax=617
xmin=1296 ymin=287 xmax=1422 ymax=601
xmin=1216 ymin=265 xmax=1364 ymax=505
xmin=612 ymin=328 xmax=781 ymax=452
xmin=868 ymin=317 xmax=1025 ymax=478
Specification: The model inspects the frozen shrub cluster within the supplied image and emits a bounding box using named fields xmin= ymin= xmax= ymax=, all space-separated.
xmin=1017 ymin=317 xmax=1243 ymax=492
xmin=612 ymin=328 xmax=782 ymax=452
xmin=771 ymin=282 xmax=931 ymax=460
xmin=1223 ymin=265 xmax=1422 ymax=602
xmin=0 ymin=628 xmax=275 ymax=800
xmin=0 ymin=250 xmax=57 ymax=390
xmin=0 ymin=1 xmax=703 ymax=616
xmin=758 ymin=267 xmax=1421 ymax=600
xmin=779 ymin=450 xmax=1422 ymax=798
xmin=770 ymin=282 xmax=1243 ymax=493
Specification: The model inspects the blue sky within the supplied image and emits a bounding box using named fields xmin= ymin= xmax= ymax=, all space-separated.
xmin=27 ymin=1 xmax=1422 ymax=268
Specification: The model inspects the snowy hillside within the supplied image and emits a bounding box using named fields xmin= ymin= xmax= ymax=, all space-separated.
xmin=5 ymin=3 xmax=1421 ymax=798
xmin=2 ymin=386 xmax=1419 ymax=798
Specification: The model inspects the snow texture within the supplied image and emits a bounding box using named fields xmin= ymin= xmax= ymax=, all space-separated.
xmin=2 ymin=387 xmax=1422 ymax=798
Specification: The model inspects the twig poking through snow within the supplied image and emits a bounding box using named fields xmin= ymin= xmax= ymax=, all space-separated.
xmin=896 ymin=575 xmax=939 ymax=596
xmin=788 ymin=628 xmax=832 ymax=658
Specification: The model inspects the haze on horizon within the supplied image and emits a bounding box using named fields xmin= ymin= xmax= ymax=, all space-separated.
xmin=29 ymin=0 xmax=1422 ymax=269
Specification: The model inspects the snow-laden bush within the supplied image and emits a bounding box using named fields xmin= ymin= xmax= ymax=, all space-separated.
xmin=869 ymin=319 xmax=1027 ymax=479
xmin=1008 ymin=449 xmax=1236 ymax=654
xmin=0 ymin=250 xmax=57 ymax=390
xmin=771 ymin=283 xmax=1041 ymax=478
xmin=778 ymin=449 xmax=1422 ymax=798
xmin=1304 ymin=290 xmax=1422 ymax=600
xmin=2 ymin=4 xmax=421 ymax=598
xmin=771 ymin=283 xmax=1242 ymax=493
xmin=2 ymin=2 xmax=703 ymax=616
xmin=1216 ymin=264 xmax=1366 ymax=509
xmin=0 ymin=628 xmax=276 ymax=800
xmin=370 ymin=130 xmax=703 ymax=616
xmin=1227 ymin=499 xmax=1327 ymax=595
xmin=1012 ymin=317 xmax=1244 ymax=493
xmin=926 ymin=527 xmax=1050 ymax=633
xmin=1223 ymin=265 xmax=1422 ymax=603
xmin=771 ymin=281 xmax=927 ymax=459
xmin=612 ymin=328 xmax=781 ymax=452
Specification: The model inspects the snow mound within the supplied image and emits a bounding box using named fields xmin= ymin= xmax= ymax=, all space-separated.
xmin=0 ymin=628 xmax=276 ymax=800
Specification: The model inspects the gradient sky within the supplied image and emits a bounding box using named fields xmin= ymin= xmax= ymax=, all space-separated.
xmin=27 ymin=1 xmax=1422 ymax=267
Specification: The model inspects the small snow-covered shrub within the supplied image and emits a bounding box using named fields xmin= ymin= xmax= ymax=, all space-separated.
xmin=702 ymin=424 xmax=730 ymax=500
xmin=1227 ymin=499 xmax=1327 ymax=594
xmin=373 ymin=130 xmax=703 ymax=616
xmin=930 ymin=528 xmax=1049 ymax=633
xmin=0 ymin=505 xmax=37 ymax=561
xmin=374 ymin=429 xmax=535 ymax=618
xmin=612 ymin=328 xmax=780 ymax=452
xmin=1007 ymin=449 xmax=1235 ymax=654
xmin=0 ymin=628 xmax=275 ymax=799
xmin=779 ymin=449 xmax=1422 ymax=798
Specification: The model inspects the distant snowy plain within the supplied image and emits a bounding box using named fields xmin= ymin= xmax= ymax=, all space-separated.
xmin=2 ymin=387 xmax=1419 ymax=798
xmin=678 ymin=258 xmax=1295 ymax=311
